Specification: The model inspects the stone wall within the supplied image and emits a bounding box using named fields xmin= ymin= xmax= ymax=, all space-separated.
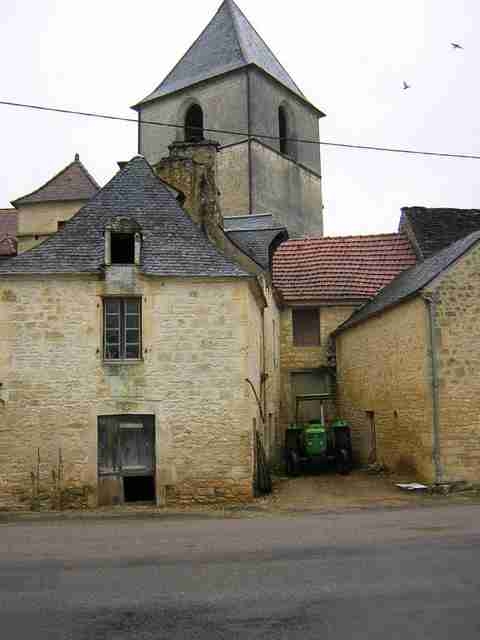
xmin=249 ymin=67 xmax=322 ymax=173
xmin=16 ymin=201 xmax=87 ymax=253
xmin=426 ymin=241 xmax=480 ymax=482
xmin=138 ymin=71 xmax=249 ymax=166
xmin=0 ymin=272 xmax=268 ymax=510
xmin=335 ymin=298 xmax=435 ymax=478
xmin=217 ymin=143 xmax=251 ymax=216
xmin=251 ymin=141 xmax=323 ymax=238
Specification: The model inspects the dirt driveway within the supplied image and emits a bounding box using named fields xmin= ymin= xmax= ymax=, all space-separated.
xmin=257 ymin=469 xmax=480 ymax=513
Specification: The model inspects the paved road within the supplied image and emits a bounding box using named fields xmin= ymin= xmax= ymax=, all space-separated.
xmin=1 ymin=505 xmax=479 ymax=639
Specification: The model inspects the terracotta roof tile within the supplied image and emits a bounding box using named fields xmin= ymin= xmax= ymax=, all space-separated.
xmin=273 ymin=234 xmax=417 ymax=303
xmin=12 ymin=155 xmax=99 ymax=206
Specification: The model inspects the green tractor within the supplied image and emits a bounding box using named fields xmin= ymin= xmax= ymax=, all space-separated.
xmin=285 ymin=418 xmax=353 ymax=476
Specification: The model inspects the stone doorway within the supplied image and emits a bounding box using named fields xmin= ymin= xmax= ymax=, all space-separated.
xmin=97 ymin=415 xmax=155 ymax=506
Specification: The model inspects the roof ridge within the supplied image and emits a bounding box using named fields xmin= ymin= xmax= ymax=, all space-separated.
xmin=281 ymin=232 xmax=408 ymax=243
xmin=225 ymin=0 xmax=248 ymax=63
xmin=226 ymin=0 xmax=303 ymax=96
xmin=139 ymin=1 xmax=245 ymax=105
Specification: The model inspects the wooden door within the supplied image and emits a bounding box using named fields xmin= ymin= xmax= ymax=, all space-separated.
xmin=97 ymin=415 xmax=155 ymax=506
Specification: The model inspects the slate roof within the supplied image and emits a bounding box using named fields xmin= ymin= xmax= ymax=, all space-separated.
xmin=0 ymin=209 xmax=17 ymax=237
xmin=224 ymin=214 xmax=287 ymax=269
xmin=336 ymin=231 xmax=480 ymax=334
xmin=224 ymin=214 xmax=276 ymax=231
xmin=272 ymin=234 xmax=417 ymax=304
xmin=12 ymin=155 xmax=100 ymax=206
xmin=134 ymin=0 xmax=310 ymax=108
xmin=400 ymin=207 xmax=480 ymax=260
xmin=0 ymin=156 xmax=250 ymax=278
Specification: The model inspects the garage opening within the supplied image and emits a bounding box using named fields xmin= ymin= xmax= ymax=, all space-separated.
xmin=123 ymin=475 xmax=155 ymax=503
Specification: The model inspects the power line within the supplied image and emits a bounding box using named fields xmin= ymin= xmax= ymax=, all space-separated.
xmin=1 ymin=99 xmax=480 ymax=161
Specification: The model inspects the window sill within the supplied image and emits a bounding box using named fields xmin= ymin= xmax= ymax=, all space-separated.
xmin=293 ymin=344 xmax=322 ymax=348
xmin=103 ymin=359 xmax=144 ymax=366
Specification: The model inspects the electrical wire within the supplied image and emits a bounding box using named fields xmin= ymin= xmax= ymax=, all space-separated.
xmin=1 ymin=99 xmax=480 ymax=160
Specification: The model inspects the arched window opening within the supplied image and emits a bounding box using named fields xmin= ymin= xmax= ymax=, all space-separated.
xmin=279 ymin=106 xmax=288 ymax=155
xmin=185 ymin=104 xmax=204 ymax=142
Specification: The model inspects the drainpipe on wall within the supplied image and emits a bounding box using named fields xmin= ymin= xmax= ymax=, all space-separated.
xmin=423 ymin=294 xmax=443 ymax=483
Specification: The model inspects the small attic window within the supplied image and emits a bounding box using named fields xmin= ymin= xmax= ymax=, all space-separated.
xmin=111 ymin=233 xmax=135 ymax=264
xmin=105 ymin=217 xmax=142 ymax=266
xmin=185 ymin=104 xmax=204 ymax=142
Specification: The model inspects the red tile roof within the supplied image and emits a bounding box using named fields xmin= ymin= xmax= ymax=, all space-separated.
xmin=273 ymin=233 xmax=417 ymax=304
xmin=0 ymin=209 xmax=17 ymax=257
xmin=11 ymin=155 xmax=99 ymax=206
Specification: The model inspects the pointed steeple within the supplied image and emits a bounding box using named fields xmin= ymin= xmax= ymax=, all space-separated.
xmin=134 ymin=0 xmax=304 ymax=107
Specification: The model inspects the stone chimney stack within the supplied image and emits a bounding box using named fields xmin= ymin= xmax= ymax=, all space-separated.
xmin=154 ymin=140 xmax=222 ymax=233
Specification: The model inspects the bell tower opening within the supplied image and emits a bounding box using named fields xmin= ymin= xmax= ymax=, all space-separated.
xmin=185 ymin=104 xmax=204 ymax=142
xmin=279 ymin=106 xmax=288 ymax=155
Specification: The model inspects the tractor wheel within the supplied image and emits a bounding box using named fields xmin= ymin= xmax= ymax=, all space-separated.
xmin=286 ymin=450 xmax=300 ymax=477
xmin=336 ymin=448 xmax=352 ymax=475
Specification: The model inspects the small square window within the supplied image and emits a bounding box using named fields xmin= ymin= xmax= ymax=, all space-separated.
xmin=104 ymin=298 xmax=141 ymax=360
xmin=111 ymin=233 xmax=135 ymax=264
xmin=292 ymin=309 xmax=320 ymax=346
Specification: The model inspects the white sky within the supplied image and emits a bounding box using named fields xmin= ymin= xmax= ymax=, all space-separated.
xmin=0 ymin=0 xmax=478 ymax=236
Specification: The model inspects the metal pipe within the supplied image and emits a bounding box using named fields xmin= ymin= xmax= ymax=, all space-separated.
xmin=423 ymin=295 xmax=443 ymax=483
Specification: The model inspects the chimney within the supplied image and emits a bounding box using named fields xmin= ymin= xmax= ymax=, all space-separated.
xmin=154 ymin=140 xmax=222 ymax=233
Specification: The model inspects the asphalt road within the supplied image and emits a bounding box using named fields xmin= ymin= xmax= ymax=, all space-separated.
xmin=1 ymin=505 xmax=479 ymax=639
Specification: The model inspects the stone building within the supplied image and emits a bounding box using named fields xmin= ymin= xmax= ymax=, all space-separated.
xmin=11 ymin=154 xmax=99 ymax=254
xmin=132 ymin=0 xmax=325 ymax=238
xmin=2 ymin=0 xmax=480 ymax=511
xmin=334 ymin=230 xmax=480 ymax=484
xmin=272 ymin=234 xmax=417 ymax=449
xmin=0 ymin=149 xmax=284 ymax=509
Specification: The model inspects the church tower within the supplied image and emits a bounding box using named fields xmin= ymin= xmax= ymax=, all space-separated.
xmin=132 ymin=0 xmax=325 ymax=237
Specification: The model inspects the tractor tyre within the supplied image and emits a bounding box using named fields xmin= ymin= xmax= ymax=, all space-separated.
xmin=336 ymin=448 xmax=352 ymax=475
xmin=286 ymin=450 xmax=300 ymax=477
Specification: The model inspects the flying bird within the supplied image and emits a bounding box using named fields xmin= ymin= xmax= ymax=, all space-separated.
xmin=451 ymin=42 xmax=463 ymax=49
xmin=403 ymin=81 xmax=411 ymax=90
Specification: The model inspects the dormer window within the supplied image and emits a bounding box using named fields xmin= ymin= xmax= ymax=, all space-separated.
xmin=111 ymin=233 xmax=135 ymax=264
xmin=105 ymin=217 xmax=142 ymax=266
xmin=185 ymin=104 xmax=204 ymax=142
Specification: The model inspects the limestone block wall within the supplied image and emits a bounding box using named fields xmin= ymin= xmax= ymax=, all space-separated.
xmin=251 ymin=141 xmax=323 ymax=238
xmin=279 ymin=305 xmax=356 ymax=444
xmin=138 ymin=71 xmax=249 ymax=166
xmin=0 ymin=273 xmax=263 ymax=510
xmin=335 ymin=298 xmax=435 ymax=478
xmin=249 ymin=68 xmax=322 ymax=172
xmin=217 ymin=143 xmax=251 ymax=216
xmin=16 ymin=201 xmax=87 ymax=253
xmin=426 ymin=242 xmax=480 ymax=482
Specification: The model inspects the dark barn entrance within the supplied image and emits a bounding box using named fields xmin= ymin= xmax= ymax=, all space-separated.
xmin=98 ymin=415 xmax=155 ymax=506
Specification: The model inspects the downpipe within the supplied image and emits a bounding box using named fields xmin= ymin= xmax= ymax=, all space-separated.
xmin=423 ymin=294 xmax=443 ymax=483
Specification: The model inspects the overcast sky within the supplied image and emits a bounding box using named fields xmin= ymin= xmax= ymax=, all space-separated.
xmin=0 ymin=0 xmax=478 ymax=236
